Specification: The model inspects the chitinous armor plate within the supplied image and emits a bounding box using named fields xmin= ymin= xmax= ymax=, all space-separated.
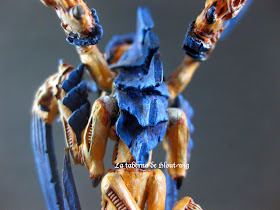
xmin=106 ymin=7 xmax=170 ymax=165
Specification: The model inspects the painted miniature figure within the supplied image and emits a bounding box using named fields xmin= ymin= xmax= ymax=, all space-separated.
xmin=32 ymin=0 xmax=251 ymax=209
xmin=33 ymin=7 xmax=190 ymax=209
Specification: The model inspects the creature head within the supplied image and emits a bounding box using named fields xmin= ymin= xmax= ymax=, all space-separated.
xmin=41 ymin=0 xmax=102 ymax=46
xmin=183 ymin=0 xmax=247 ymax=60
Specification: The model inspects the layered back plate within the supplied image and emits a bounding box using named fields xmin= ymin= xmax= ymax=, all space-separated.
xmin=110 ymin=7 xmax=170 ymax=164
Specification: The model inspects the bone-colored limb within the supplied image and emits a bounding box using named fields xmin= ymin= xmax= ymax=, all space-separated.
xmin=40 ymin=0 xmax=95 ymax=35
xmin=40 ymin=0 xmax=115 ymax=92
xmin=77 ymin=45 xmax=115 ymax=91
xmin=101 ymin=172 xmax=141 ymax=210
xmin=82 ymin=96 xmax=118 ymax=179
xmin=146 ymin=169 xmax=166 ymax=210
xmin=163 ymin=108 xmax=189 ymax=179
xmin=167 ymin=56 xmax=200 ymax=100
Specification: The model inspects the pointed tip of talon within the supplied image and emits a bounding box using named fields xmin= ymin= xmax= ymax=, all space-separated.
xmin=91 ymin=177 xmax=102 ymax=187
xmin=175 ymin=177 xmax=183 ymax=190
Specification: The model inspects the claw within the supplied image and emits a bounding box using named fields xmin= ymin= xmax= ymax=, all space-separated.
xmin=175 ymin=177 xmax=183 ymax=190
xmin=92 ymin=176 xmax=102 ymax=188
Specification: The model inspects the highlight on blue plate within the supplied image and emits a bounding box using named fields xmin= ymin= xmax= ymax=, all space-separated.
xmin=107 ymin=7 xmax=170 ymax=165
xmin=61 ymin=64 xmax=91 ymax=143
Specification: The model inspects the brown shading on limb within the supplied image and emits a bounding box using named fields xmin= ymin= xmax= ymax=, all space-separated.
xmin=101 ymin=170 xmax=142 ymax=210
xmin=167 ymin=56 xmax=200 ymax=101
xmin=101 ymin=169 xmax=166 ymax=210
xmin=40 ymin=0 xmax=96 ymax=36
xmin=82 ymin=96 xmax=118 ymax=180
xmin=146 ymin=169 xmax=166 ymax=210
xmin=40 ymin=0 xmax=116 ymax=92
xmin=164 ymin=108 xmax=189 ymax=183
xmin=76 ymin=46 xmax=115 ymax=91
xmin=32 ymin=62 xmax=75 ymax=124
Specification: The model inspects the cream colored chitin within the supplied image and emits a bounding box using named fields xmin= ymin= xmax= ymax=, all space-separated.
xmin=33 ymin=60 xmax=191 ymax=209
xmin=101 ymin=169 xmax=166 ymax=210
xmin=40 ymin=0 xmax=115 ymax=91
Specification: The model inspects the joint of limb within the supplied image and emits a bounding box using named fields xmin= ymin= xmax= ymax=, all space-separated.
xmin=76 ymin=45 xmax=115 ymax=91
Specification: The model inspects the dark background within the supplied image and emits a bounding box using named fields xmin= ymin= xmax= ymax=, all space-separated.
xmin=1 ymin=0 xmax=279 ymax=209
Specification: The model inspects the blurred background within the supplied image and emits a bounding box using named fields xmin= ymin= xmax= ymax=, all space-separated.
xmin=0 ymin=0 xmax=280 ymax=209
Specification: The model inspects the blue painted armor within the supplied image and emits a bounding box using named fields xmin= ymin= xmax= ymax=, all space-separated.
xmin=109 ymin=7 xmax=170 ymax=165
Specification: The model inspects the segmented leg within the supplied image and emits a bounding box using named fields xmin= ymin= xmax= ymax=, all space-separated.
xmin=163 ymin=108 xmax=189 ymax=186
